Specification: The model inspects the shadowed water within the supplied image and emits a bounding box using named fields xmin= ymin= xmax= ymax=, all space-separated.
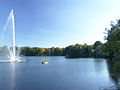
xmin=0 ymin=56 xmax=118 ymax=90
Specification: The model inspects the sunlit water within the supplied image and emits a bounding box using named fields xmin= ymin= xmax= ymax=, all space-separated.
xmin=0 ymin=56 xmax=117 ymax=90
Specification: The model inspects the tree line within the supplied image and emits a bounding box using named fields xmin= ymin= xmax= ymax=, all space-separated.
xmin=20 ymin=19 xmax=120 ymax=60
xmin=20 ymin=41 xmax=105 ymax=58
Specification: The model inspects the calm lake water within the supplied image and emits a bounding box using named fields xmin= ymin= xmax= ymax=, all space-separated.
xmin=0 ymin=56 xmax=118 ymax=90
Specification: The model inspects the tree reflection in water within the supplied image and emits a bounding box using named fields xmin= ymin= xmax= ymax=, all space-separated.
xmin=107 ymin=60 xmax=120 ymax=89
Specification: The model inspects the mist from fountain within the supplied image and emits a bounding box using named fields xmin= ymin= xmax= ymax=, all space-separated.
xmin=0 ymin=9 xmax=24 ymax=63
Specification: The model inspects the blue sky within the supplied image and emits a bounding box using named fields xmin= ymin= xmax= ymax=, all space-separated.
xmin=0 ymin=0 xmax=120 ymax=47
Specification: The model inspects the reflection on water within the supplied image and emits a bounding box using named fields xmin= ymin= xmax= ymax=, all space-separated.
xmin=0 ymin=56 xmax=119 ymax=90
xmin=107 ymin=60 xmax=120 ymax=89
xmin=9 ymin=63 xmax=15 ymax=90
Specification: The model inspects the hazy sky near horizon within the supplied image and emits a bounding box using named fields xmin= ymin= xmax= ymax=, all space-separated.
xmin=0 ymin=0 xmax=120 ymax=47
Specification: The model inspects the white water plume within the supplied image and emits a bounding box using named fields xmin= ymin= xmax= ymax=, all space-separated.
xmin=0 ymin=9 xmax=24 ymax=62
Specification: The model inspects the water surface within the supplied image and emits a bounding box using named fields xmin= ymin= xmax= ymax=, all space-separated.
xmin=0 ymin=56 xmax=117 ymax=90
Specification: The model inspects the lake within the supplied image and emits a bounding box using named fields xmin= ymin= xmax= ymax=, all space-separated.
xmin=0 ymin=56 xmax=118 ymax=90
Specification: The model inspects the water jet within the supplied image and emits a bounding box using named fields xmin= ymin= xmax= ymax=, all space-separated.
xmin=0 ymin=9 xmax=24 ymax=62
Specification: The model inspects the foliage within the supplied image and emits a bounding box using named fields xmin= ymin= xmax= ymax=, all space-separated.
xmin=18 ymin=41 xmax=105 ymax=58
xmin=20 ymin=47 xmax=64 ymax=56
xmin=104 ymin=19 xmax=120 ymax=60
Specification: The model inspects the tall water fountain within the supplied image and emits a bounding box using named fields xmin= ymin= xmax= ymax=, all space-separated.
xmin=0 ymin=9 xmax=24 ymax=62
xmin=9 ymin=9 xmax=16 ymax=62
